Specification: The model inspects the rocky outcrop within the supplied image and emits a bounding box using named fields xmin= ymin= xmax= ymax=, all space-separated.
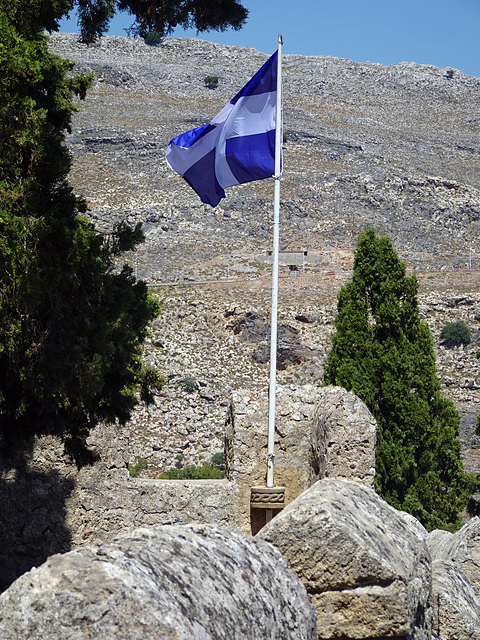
xmin=426 ymin=519 xmax=480 ymax=639
xmin=226 ymin=310 xmax=315 ymax=368
xmin=0 ymin=523 xmax=317 ymax=639
xmin=47 ymin=34 xmax=480 ymax=282
xmin=258 ymin=477 xmax=432 ymax=640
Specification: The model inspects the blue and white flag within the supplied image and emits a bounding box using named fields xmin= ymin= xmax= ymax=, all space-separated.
xmin=166 ymin=51 xmax=279 ymax=207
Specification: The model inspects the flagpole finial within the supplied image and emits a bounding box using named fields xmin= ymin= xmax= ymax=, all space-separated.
xmin=278 ymin=34 xmax=283 ymax=45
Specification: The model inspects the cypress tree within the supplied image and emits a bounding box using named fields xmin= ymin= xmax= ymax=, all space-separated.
xmin=324 ymin=227 xmax=476 ymax=531
xmin=0 ymin=4 xmax=163 ymax=463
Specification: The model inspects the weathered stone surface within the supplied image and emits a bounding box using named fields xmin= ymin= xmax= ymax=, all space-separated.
xmin=0 ymin=383 xmax=377 ymax=588
xmin=225 ymin=384 xmax=326 ymax=533
xmin=225 ymin=385 xmax=377 ymax=533
xmin=258 ymin=477 xmax=432 ymax=640
xmin=226 ymin=310 xmax=315 ymax=368
xmin=313 ymin=386 xmax=377 ymax=488
xmin=0 ymin=423 xmax=239 ymax=592
xmin=427 ymin=518 xmax=480 ymax=592
xmin=429 ymin=560 xmax=480 ymax=640
xmin=427 ymin=519 xmax=480 ymax=639
xmin=0 ymin=524 xmax=317 ymax=640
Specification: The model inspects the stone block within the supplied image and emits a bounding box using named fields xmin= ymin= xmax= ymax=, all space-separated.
xmin=258 ymin=477 xmax=432 ymax=640
xmin=0 ymin=524 xmax=318 ymax=640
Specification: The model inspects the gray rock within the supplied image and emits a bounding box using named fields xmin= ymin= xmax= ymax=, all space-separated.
xmin=257 ymin=477 xmax=432 ymax=640
xmin=427 ymin=518 xmax=480 ymax=639
xmin=0 ymin=524 xmax=317 ymax=640
xmin=314 ymin=386 xmax=377 ymax=488
xmin=225 ymin=384 xmax=378 ymax=533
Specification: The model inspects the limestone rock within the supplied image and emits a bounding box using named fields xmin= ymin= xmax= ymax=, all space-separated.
xmin=314 ymin=386 xmax=377 ymax=488
xmin=427 ymin=518 xmax=480 ymax=639
xmin=257 ymin=477 xmax=432 ymax=640
xmin=0 ymin=524 xmax=317 ymax=640
xmin=225 ymin=385 xmax=378 ymax=533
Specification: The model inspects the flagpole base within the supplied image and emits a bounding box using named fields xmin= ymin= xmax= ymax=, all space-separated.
xmin=250 ymin=486 xmax=285 ymax=510
xmin=250 ymin=486 xmax=285 ymax=534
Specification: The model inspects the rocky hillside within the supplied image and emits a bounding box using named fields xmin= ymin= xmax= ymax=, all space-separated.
xmin=47 ymin=33 xmax=480 ymax=476
xmin=49 ymin=32 xmax=480 ymax=280
xmin=129 ymin=273 xmax=480 ymax=478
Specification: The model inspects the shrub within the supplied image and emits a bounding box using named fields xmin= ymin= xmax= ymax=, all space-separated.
xmin=143 ymin=30 xmax=163 ymax=45
xmin=204 ymin=75 xmax=219 ymax=89
xmin=440 ymin=321 xmax=471 ymax=348
xmin=175 ymin=453 xmax=184 ymax=468
xmin=182 ymin=375 xmax=197 ymax=392
xmin=158 ymin=462 xmax=224 ymax=479
xmin=211 ymin=451 xmax=225 ymax=469
xmin=129 ymin=457 xmax=148 ymax=477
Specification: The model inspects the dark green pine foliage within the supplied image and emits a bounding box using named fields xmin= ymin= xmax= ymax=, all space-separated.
xmin=0 ymin=4 xmax=163 ymax=464
xmin=323 ymin=227 xmax=476 ymax=531
xmin=2 ymin=0 xmax=248 ymax=43
xmin=76 ymin=0 xmax=248 ymax=43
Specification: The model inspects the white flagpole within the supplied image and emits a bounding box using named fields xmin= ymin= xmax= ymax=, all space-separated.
xmin=266 ymin=34 xmax=283 ymax=490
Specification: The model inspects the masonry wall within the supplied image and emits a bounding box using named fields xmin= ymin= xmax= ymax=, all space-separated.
xmin=0 ymin=385 xmax=376 ymax=591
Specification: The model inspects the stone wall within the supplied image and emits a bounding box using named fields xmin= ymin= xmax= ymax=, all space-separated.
xmin=314 ymin=386 xmax=377 ymax=486
xmin=225 ymin=385 xmax=376 ymax=533
xmin=0 ymin=384 xmax=376 ymax=590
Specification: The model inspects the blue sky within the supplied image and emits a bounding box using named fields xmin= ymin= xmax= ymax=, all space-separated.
xmin=60 ymin=0 xmax=480 ymax=77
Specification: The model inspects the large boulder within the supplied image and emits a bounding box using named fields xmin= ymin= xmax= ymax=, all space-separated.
xmin=0 ymin=523 xmax=317 ymax=640
xmin=257 ymin=477 xmax=432 ymax=640
xmin=427 ymin=518 xmax=480 ymax=640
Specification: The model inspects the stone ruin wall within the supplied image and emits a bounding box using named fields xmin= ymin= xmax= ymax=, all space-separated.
xmin=0 ymin=384 xmax=376 ymax=591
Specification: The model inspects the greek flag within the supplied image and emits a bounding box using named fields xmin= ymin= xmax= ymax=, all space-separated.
xmin=166 ymin=51 xmax=279 ymax=207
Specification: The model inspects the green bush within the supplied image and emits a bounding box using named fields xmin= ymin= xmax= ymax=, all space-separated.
xmin=211 ymin=451 xmax=225 ymax=469
xmin=129 ymin=457 xmax=148 ymax=477
xmin=440 ymin=321 xmax=471 ymax=348
xmin=204 ymin=75 xmax=219 ymax=89
xmin=158 ymin=462 xmax=224 ymax=479
xmin=181 ymin=375 xmax=197 ymax=392
xmin=143 ymin=30 xmax=163 ymax=45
